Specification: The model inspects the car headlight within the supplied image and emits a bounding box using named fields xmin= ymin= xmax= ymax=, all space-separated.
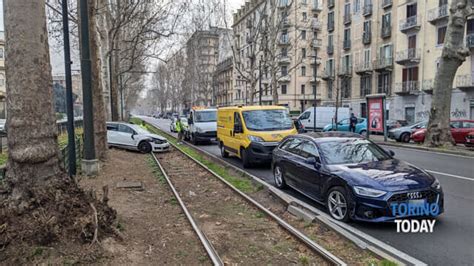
xmin=353 ymin=186 xmax=387 ymax=198
xmin=431 ymin=178 xmax=441 ymax=190
xmin=153 ymin=138 xmax=166 ymax=144
xmin=248 ymin=135 xmax=265 ymax=142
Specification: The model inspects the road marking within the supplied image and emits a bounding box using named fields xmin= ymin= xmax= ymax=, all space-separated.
xmin=426 ymin=170 xmax=474 ymax=181
xmin=380 ymin=144 xmax=474 ymax=159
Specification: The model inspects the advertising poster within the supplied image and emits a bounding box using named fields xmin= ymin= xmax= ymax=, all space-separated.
xmin=368 ymin=97 xmax=384 ymax=133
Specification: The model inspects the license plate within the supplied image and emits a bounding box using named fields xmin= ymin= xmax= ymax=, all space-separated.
xmin=210 ymin=138 xmax=216 ymax=141
xmin=409 ymin=199 xmax=426 ymax=206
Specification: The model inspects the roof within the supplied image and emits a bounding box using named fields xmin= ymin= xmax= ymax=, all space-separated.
xmin=218 ymin=105 xmax=288 ymax=111
xmin=300 ymin=131 xmax=364 ymax=142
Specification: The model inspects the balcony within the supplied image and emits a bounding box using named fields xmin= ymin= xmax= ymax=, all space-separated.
xmin=382 ymin=0 xmax=392 ymax=9
xmin=328 ymin=0 xmax=335 ymax=9
xmin=363 ymin=32 xmax=371 ymax=45
xmin=395 ymin=48 xmax=421 ymax=65
xmin=282 ymin=18 xmax=291 ymax=28
xmin=373 ymin=56 xmax=393 ymax=72
xmin=312 ymin=39 xmax=323 ymax=48
xmin=344 ymin=14 xmax=351 ymax=24
xmin=422 ymin=79 xmax=434 ymax=94
xmin=279 ymin=36 xmax=290 ymax=45
xmin=395 ymin=81 xmax=420 ymax=95
xmin=456 ymin=74 xmax=474 ymax=90
xmin=279 ymin=55 xmax=291 ymax=64
xmin=321 ymin=69 xmax=335 ymax=80
xmin=312 ymin=0 xmax=323 ymax=12
xmin=400 ymin=15 xmax=421 ymax=33
xmin=466 ymin=33 xmax=474 ymax=48
xmin=363 ymin=4 xmax=373 ymax=17
xmin=343 ymin=39 xmax=351 ymax=50
xmin=279 ymin=74 xmax=291 ymax=82
xmin=327 ymin=45 xmax=334 ymax=55
xmin=312 ymin=19 xmax=322 ymax=30
xmin=381 ymin=25 xmax=391 ymax=38
xmin=427 ymin=5 xmax=449 ymax=24
xmin=377 ymin=85 xmax=391 ymax=95
xmin=338 ymin=64 xmax=353 ymax=77
xmin=355 ymin=61 xmax=373 ymax=75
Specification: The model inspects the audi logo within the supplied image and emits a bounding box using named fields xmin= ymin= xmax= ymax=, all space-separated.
xmin=406 ymin=192 xmax=422 ymax=200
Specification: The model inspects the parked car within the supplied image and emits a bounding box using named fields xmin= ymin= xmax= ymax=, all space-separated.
xmin=272 ymin=132 xmax=444 ymax=222
xmin=411 ymin=120 xmax=474 ymax=144
xmin=186 ymin=107 xmax=217 ymax=145
xmin=106 ymin=122 xmax=169 ymax=153
xmin=465 ymin=132 xmax=474 ymax=147
xmin=388 ymin=121 xmax=426 ymax=143
xmin=322 ymin=118 xmax=367 ymax=136
xmin=386 ymin=119 xmax=408 ymax=131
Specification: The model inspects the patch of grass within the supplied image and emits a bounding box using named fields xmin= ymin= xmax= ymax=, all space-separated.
xmin=136 ymin=119 xmax=262 ymax=194
xmin=116 ymin=219 xmax=125 ymax=232
xmin=0 ymin=153 xmax=7 ymax=166
xmin=298 ymin=255 xmax=309 ymax=265
xmin=198 ymin=255 xmax=207 ymax=262
xmin=378 ymin=259 xmax=398 ymax=266
xmin=169 ymin=197 xmax=178 ymax=205
xmin=254 ymin=211 xmax=266 ymax=219
xmin=146 ymin=155 xmax=166 ymax=185
xmin=30 ymin=246 xmax=45 ymax=258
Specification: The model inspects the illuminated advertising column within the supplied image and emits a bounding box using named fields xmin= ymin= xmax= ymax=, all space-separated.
xmin=366 ymin=95 xmax=387 ymax=141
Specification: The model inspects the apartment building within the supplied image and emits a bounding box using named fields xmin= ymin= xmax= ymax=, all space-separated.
xmin=232 ymin=0 xmax=324 ymax=113
xmin=230 ymin=0 xmax=474 ymax=121
xmin=0 ymin=31 xmax=5 ymax=118
xmin=214 ymin=57 xmax=234 ymax=106
xmin=185 ymin=27 xmax=232 ymax=107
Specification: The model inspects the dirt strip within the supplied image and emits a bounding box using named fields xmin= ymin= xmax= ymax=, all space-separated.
xmin=157 ymin=147 xmax=330 ymax=265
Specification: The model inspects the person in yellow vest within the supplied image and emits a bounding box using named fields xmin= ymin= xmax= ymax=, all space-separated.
xmin=176 ymin=118 xmax=183 ymax=144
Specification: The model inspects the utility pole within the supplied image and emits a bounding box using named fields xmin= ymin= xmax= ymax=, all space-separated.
xmin=313 ymin=38 xmax=318 ymax=132
xmin=62 ymin=0 xmax=76 ymax=177
xmin=120 ymin=73 xmax=124 ymax=120
xmin=79 ymin=0 xmax=98 ymax=175
xmin=259 ymin=56 xmax=263 ymax=105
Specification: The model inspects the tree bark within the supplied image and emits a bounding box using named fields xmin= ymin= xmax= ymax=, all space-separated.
xmin=272 ymin=69 xmax=279 ymax=104
xmin=4 ymin=0 xmax=63 ymax=206
xmin=89 ymin=0 xmax=108 ymax=160
xmin=424 ymin=0 xmax=471 ymax=147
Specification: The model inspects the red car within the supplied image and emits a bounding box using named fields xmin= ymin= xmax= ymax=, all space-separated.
xmin=466 ymin=132 xmax=474 ymax=147
xmin=411 ymin=120 xmax=474 ymax=144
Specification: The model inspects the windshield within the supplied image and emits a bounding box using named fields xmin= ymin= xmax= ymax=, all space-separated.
xmin=242 ymin=109 xmax=294 ymax=131
xmin=129 ymin=124 xmax=150 ymax=135
xmin=318 ymin=139 xmax=391 ymax=165
xmin=195 ymin=111 xmax=216 ymax=122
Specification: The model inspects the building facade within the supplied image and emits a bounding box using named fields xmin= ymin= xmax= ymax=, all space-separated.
xmin=230 ymin=0 xmax=474 ymax=121
xmin=214 ymin=57 xmax=234 ymax=106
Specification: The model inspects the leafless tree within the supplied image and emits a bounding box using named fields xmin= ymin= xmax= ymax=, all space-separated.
xmin=425 ymin=0 xmax=473 ymax=147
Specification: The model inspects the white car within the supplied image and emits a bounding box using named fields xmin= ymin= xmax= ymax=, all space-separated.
xmin=106 ymin=122 xmax=169 ymax=153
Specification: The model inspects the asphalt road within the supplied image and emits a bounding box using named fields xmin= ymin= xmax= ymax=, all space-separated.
xmin=141 ymin=116 xmax=474 ymax=266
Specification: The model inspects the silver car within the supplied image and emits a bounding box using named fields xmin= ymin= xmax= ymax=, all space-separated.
xmin=388 ymin=121 xmax=427 ymax=143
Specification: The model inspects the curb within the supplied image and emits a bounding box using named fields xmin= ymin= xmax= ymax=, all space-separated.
xmin=137 ymin=117 xmax=427 ymax=266
xmin=375 ymin=141 xmax=474 ymax=157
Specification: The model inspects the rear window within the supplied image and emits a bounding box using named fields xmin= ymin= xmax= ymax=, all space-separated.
xmin=463 ymin=121 xmax=474 ymax=128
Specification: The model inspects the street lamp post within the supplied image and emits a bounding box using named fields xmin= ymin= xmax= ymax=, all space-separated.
xmin=61 ymin=0 xmax=76 ymax=177
xmin=313 ymin=41 xmax=318 ymax=132
xmin=259 ymin=57 xmax=263 ymax=105
xmin=79 ymin=0 xmax=98 ymax=175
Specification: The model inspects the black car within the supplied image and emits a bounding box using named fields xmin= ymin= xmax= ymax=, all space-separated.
xmin=272 ymin=132 xmax=444 ymax=222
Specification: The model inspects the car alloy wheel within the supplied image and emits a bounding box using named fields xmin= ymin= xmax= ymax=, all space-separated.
xmin=273 ymin=165 xmax=286 ymax=188
xmin=138 ymin=141 xmax=152 ymax=153
xmin=327 ymin=189 xmax=348 ymax=221
xmin=220 ymin=143 xmax=229 ymax=158
xmin=401 ymin=133 xmax=410 ymax=143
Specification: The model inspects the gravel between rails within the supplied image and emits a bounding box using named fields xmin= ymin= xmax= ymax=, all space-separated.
xmin=156 ymin=147 xmax=330 ymax=265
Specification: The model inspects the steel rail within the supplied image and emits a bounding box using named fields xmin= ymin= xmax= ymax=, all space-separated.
xmin=153 ymin=142 xmax=346 ymax=266
xmin=151 ymin=152 xmax=224 ymax=266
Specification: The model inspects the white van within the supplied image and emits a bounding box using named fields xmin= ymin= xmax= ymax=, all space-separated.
xmin=186 ymin=108 xmax=217 ymax=145
xmin=298 ymin=107 xmax=350 ymax=131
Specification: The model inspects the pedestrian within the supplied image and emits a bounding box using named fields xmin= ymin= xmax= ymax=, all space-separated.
xmin=349 ymin=113 xmax=357 ymax=133
xmin=176 ymin=118 xmax=183 ymax=144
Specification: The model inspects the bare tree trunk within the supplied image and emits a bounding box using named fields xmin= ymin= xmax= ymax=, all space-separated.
xmin=89 ymin=0 xmax=108 ymax=160
xmin=425 ymin=0 xmax=471 ymax=147
xmin=4 ymin=0 xmax=63 ymax=205
xmin=272 ymin=71 xmax=279 ymax=104
xmin=110 ymin=49 xmax=120 ymax=120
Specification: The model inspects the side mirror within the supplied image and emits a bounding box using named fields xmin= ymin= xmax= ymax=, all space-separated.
xmin=305 ymin=156 xmax=321 ymax=168
xmin=131 ymin=134 xmax=135 ymax=140
xmin=388 ymin=150 xmax=395 ymax=157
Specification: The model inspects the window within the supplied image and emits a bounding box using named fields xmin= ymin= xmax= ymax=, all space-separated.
xmin=107 ymin=124 xmax=118 ymax=131
xmin=281 ymin=84 xmax=287 ymax=94
xmin=407 ymin=3 xmax=417 ymax=18
xmin=281 ymin=65 xmax=288 ymax=76
xmin=344 ymin=3 xmax=351 ymax=16
xmin=301 ymin=66 xmax=306 ymax=76
xmin=0 ymin=48 xmax=4 ymax=59
xmin=299 ymin=141 xmax=320 ymax=158
xmin=353 ymin=0 xmax=361 ymax=13
xmin=301 ymin=84 xmax=306 ymax=94
xmin=281 ymin=47 xmax=288 ymax=56
xmin=234 ymin=112 xmax=242 ymax=128
xmin=328 ymin=34 xmax=334 ymax=47
xmin=341 ymin=78 xmax=352 ymax=98
xmin=437 ymin=25 xmax=447 ymax=45
xmin=118 ymin=124 xmax=135 ymax=134
xmin=327 ymin=80 xmax=333 ymax=99
xmin=300 ymin=111 xmax=310 ymax=119
xmin=360 ymin=75 xmax=372 ymax=96
xmin=463 ymin=121 xmax=474 ymax=128
xmin=282 ymin=138 xmax=303 ymax=154
xmin=328 ymin=11 xmax=335 ymax=31
xmin=302 ymin=12 xmax=308 ymax=21
xmin=378 ymin=72 xmax=391 ymax=94
xmin=302 ymin=48 xmax=306 ymax=58
xmin=301 ymin=30 xmax=307 ymax=40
